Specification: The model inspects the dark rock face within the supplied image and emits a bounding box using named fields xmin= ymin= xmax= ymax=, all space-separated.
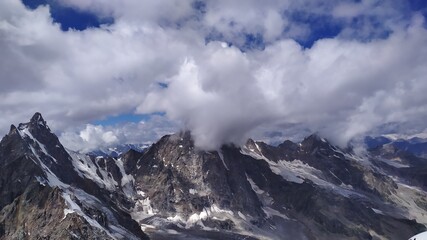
xmin=0 ymin=132 xmax=43 ymax=210
xmin=125 ymin=132 xmax=426 ymax=239
xmin=0 ymin=185 xmax=113 ymax=240
xmin=369 ymin=143 xmax=427 ymax=190
xmin=121 ymin=149 xmax=143 ymax=173
xmin=1 ymin=113 xmax=427 ymax=240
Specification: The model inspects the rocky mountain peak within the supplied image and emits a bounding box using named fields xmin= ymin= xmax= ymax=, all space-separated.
xmin=0 ymin=114 xmax=149 ymax=239
xmin=17 ymin=112 xmax=50 ymax=133
xmin=244 ymin=138 xmax=259 ymax=151
xmin=30 ymin=112 xmax=45 ymax=125
xmin=301 ymin=133 xmax=331 ymax=151
xmin=14 ymin=113 xmax=63 ymax=161
xmin=8 ymin=124 xmax=17 ymax=135
xmin=277 ymin=139 xmax=299 ymax=150
xmin=29 ymin=112 xmax=50 ymax=130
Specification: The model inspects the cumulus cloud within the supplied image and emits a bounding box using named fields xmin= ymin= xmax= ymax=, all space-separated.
xmin=139 ymin=16 xmax=427 ymax=149
xmin=60 ymin=115 xmax=178 ymax=152
xmin=0 ymin=0 xmax=191 ymax=132
xmin=1 ymin=0 xmax=427 ymax=150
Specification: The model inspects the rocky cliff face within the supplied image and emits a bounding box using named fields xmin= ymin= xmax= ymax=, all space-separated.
xmin=124 ymin=132 xmax=426 ymax=239
xmin=1 ymin=113 xmax=426 ymax=240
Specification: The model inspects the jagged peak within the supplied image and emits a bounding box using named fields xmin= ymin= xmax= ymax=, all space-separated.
xmin=9 ymin=124 xmax=17 ymax=134
xmin=245 ymin=138 xmax=256 ymax=146
xmin=245 ymin=138 xmax=264 ymax=148
xmin=243 ymin=138 xmax=264 ymax=154
xmin=17 ymin=112 xmax=50 ymax=132
xmin=277 ymin=139 xmax=298 ymax=149
xmin=302 ymin=133 xmax=327 ymax=144
xmin=304 ymin=133 xmax=321 ymax=140
xmin=30 ymin=112 xmax=47 ymax=127
xmin=300 ymin=133 xmax=332 ymax=150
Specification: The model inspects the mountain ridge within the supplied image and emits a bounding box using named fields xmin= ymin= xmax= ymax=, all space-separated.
xmin=0 ymin=113 xmax=148 ymax=239
xmin=0 ymin=113 xmax=426 ymax=239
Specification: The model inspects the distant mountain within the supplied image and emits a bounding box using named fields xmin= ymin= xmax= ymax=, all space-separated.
xmin=0 ymin=113 xmax=426 ymax=239
xmin=88 ymin=143 xmax=150 ymax=158
xmin=365 ymin=135 xmax=427 ymax=158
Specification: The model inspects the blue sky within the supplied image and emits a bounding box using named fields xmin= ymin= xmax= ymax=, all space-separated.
xmin=23 ymin=0 xmax=427 ymax=47
xmin=22 ymin=0 xmax=112 ymax=30
xmin=1 ymin=0 xmax=427 ymax=151
xmin=92 ymin=112 xmax=164 ymax=126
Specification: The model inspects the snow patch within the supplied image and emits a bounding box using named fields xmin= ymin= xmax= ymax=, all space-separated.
xmin=238 ymin=211 xmax=247 ymax=220
xmin=140 ymin=224 xmax=156 ymax=231
xmin=18 ymin=127 xmax=57 ymax=163
xmin=371 ymin=208 xmax=384 ymax=215
xmin=409 ymin=231 xmax=427 ymax=240
xmin=116 ymin=157 xmax=135 ymax=198
xmin=217 ymin=150 xmax=229 ymax=170
xmin=241 ymin=146 xmax=303 ymax=184
xmin=137 ymin=190 xmax=146 ymax=197
xmin=67 ymin=150 xmax=118 ymax=191
xmin=185 ymin=204 xmax=234 ymax=227
xmin=262 ymin=207 xmax=289 ymax=220
xmin=131 ymin=195 xmax=157 ymax=222
xmin=247 ymin=174 xmax=289 ymax=221
xmin=379 ymin=158 xmax=410 ymax=168
xmin=62 ymin=208 xmax=75 ymax=220
xmin=167 ymin=215 xmax=185 ymax=223
xmin=242 ymin=146 xmax=365 ymax=198
xmin=62 ymin=192 xmax=115 ymax=238
xmin=35 ymin=176 xmax=47 ymax=186
xmin=246 ymin=174 xmax=273 ymax=206
xmin=24 ymin=142 xmax=68 ymax=188
xmin=388 ymin=180 xmax=427 ymax=226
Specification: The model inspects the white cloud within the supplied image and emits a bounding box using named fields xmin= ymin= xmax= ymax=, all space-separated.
xmin=60 ymin=115 xmax=179 ymax=152
xmin=0 ymin=0 xmax=191 ymax=132
xmin=138 ymin=17 xmax=427 ymax=148
xmin=60 ymin=124 xmax=119 ymax=152
xmin=1 ymin=0 xmax=427 ymax=150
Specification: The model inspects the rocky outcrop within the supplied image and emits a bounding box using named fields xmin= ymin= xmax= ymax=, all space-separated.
xmin=0 ymin=185 xmax=113 ymax=240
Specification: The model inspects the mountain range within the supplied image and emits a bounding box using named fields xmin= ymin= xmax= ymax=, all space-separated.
xmin=365 ymin=135 xmax=427 ymax=158
xmin=88 ymin=143 xmax=149 ymax=158
xmin=1 ymin=113 xmax=426 ymax=239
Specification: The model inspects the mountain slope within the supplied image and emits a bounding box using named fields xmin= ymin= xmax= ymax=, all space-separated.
xmin=122 ymin=132 xmax=426 ymax=239
xmin=366 ymin=135 xmax=427 ymax=158
xmin=0 ymin=113 xmax=148 ymax=240
xmin=1 ymin=113 xmax=426 ymax=239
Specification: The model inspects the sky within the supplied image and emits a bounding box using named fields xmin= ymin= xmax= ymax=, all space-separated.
xmin=1 ymin=0 xmax=427 ymax=152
